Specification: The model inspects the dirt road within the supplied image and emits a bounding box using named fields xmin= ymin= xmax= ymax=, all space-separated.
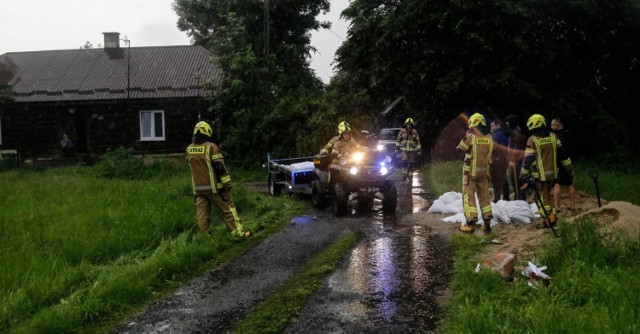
xmin=113 ymin=172 xmax=453 ymax=333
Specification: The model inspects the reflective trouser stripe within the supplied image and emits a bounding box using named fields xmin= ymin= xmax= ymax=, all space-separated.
xmin=220 ymin=175 xmax=231 ymax=184
xmin=535 ymin=180 xmax=555 ymax=217
xmin=195 ymin=193 xmax=243 ymax=233
xmin=462 ymin=174 xmax=492 ymax=222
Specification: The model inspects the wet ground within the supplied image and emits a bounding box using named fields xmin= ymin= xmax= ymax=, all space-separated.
xmin=112 ymin=171 xmax=453 ymax=333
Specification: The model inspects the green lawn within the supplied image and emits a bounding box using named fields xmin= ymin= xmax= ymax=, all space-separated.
xmin=0 ymin=157 xmax=306 ymax=333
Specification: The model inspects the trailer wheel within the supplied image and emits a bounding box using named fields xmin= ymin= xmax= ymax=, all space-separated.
xmin=269 ymin=174 xmax=282 ymax=196
xmin=332 ymin=183 xmax=348 ymax=217
xmin=381 ymin=180 xmax=397 ymax=213
xmin=311 ymin=180 xmax=328 ymax=209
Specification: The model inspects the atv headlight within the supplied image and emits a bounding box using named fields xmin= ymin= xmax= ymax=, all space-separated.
xmin=352 ymin=152 xmax=364 ymax=164
xmin=380 ymin=166 xmax=388 ymax=175
xmin=384 ymin=155 xmax=392 ymax=163
xmin=350 ymin=167 xmax=359 ymax=175
xmin=376 ymin=144 xmax=385 ymax=151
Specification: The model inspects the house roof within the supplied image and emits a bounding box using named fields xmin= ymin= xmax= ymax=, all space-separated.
xmin=0 ymin=45 xmax=222 ymax=103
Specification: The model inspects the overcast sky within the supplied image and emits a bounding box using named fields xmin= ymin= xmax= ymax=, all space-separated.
xmin=0 ymin=0 xmax=350 ymax=84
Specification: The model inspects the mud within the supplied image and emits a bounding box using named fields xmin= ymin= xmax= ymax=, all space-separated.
xmin=112 ymin=171 xmax=453 ymax=333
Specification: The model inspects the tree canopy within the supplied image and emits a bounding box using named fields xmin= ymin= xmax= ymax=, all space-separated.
xmin=174 ymin=0 xmax=640 ymax=161
xmin=334 ymin=0 xmax=640 ymax=159
xmin=174 ymin=0 xmax=332 ymax=164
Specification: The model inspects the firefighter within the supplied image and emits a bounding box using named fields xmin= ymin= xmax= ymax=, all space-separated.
xmin=186 ymin=121 xmax=251 ymax=237
xmin=457 ymin=113 xmax=494 ymax=233
xmin=519 ymin=114 xmax=574 ymax=228
xmin=320 ymin=121 xmax=368 ymax=159
xmin=396 ymin=117 xmax=422 ymax=181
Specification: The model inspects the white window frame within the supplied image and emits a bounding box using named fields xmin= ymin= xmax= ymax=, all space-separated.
xmin=139 ymin=110 xmax=166 ymax=141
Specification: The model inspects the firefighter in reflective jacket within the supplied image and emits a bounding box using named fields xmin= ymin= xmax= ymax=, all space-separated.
xmin=320 ymin=121 xmax=368 ymax=159
xmin=396 ymin=117 xmax=422 ymax=181
xmin=520 ymin=114 xmax=574 ymax=228
xmin=186 ymin=121 xmax=251 ymax=237
xmin=457 ymin=113 xmax=494 ymax=234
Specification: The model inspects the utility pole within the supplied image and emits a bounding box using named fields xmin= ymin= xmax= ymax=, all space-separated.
xmin=121 ymin=37 xmax=131 ymax=107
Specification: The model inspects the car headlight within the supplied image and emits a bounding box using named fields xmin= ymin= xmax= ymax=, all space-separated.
xmin=352 ymin=152 xmax=364 ymax=163
xmin=377 ymin=144 xmax=385 ymax=151
xmin=350 ymin=167 xmax=359 ymax=175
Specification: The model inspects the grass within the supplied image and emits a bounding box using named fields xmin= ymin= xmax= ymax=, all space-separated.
xmin=0 ymin=159 xmax=306 ymax=333
xmin=441 ymin=219 xmax=640 ymax=333
xmin=235 ymin=231 xmax=359 ymax=333
xmin=573 ymin=159 xmax=640 ymax=205
xmin=422 ymin=158 xmax=640 ymax=333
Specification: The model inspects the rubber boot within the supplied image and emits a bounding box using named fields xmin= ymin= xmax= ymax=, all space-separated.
xmin=459 ymin=220 xmax=477 ymax=233
xmin=548 ymin=209 xmax=558 ymax=229
xmin=483 ymin=216 xmax=492 ymax=234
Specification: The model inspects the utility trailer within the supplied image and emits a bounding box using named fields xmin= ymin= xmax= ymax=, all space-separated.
xmin=266 ymin=153 xmax=321 ymax=196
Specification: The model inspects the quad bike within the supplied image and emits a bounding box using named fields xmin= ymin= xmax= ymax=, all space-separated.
xmin=310 ymin=150 xmax=397 ymax=216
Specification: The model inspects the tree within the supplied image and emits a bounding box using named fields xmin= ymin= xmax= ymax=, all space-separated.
xmin=173 ymin=0 xmax=332 ymax=163
xmin=335 ymin=0 xmax=640 ymax=158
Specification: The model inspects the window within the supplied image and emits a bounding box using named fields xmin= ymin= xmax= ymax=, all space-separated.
xmin=139 ymin=110 xmax=165 ymax=141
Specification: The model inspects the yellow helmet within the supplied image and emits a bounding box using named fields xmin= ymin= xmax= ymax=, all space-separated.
xmin=405 ymin=117 xmax=414 ymax=125
xmin=193 ymin=121 xmax=212 ymax=137
xmin=338 ymin=121 xmax=351 ymax=135
xmin=526 ymin=114 xmax=546 ymax=130
xmin=468 ymin=113 xmax=486 ymax=128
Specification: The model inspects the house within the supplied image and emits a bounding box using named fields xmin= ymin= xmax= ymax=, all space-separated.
xmin=0 ymin=32 xmax=221 ymax=160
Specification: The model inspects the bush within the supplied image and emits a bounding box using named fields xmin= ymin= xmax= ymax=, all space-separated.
xmin=0 ymin=157 xmax=18 ymax=172
xmin=93 ymin=147 xmax=147 ymax=180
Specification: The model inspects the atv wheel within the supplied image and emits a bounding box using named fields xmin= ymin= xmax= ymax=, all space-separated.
xmin=311 ymin=180 xmax=328 ymax=209
xmin=268 ymin=174 xmax=282 ymax=197
xmin=381 ymin=180 xmax=397 ymax=213
xmin=332 ymin=183 xmax=348 ymax=216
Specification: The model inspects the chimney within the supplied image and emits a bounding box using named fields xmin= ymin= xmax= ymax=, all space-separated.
xmin=103 ymin=32 xmax=120 ymax=49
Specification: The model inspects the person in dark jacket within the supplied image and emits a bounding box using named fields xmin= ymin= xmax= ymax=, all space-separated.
xmin=490 ymin=119 xmax=509 ymax=202
xmin=551 ymin=117 xmax=576 ymax=212
xmin=504 ymin=114 xmax=526 ymax=201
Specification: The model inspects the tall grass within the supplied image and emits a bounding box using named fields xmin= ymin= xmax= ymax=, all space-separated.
xmin=0 ymin=158 xmax=306 ymax=333
xmin=574 ymin=159 xmax=640 ymax=205
xmin=441 ymin=219 xmax=640 ymax=333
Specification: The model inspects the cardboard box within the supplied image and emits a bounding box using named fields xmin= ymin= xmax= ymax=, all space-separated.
xmin=482 ymin=252 xmax=516 ymax=277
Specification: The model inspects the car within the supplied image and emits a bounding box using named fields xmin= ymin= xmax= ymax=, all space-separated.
xmin=375 ymin=127 xmax=402 ymax=163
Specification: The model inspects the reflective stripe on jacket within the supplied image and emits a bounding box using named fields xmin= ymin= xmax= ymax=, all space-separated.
xmin=396 ymin=128 xmax=422 ymax=152
xmin=457 ymin=132 xmax=493 ymax=177
xmin=186 ymin=142 xmax=230 ymax=195
xmin=520 ymin=133 xmax=573 ymax=181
